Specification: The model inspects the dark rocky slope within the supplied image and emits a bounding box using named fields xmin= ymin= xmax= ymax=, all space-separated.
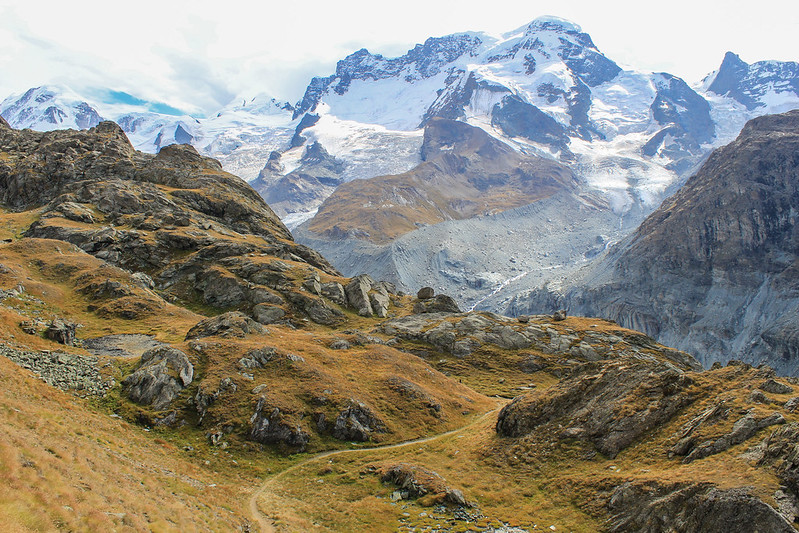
xmin=509 ymin=110 xmax=799 ymax=374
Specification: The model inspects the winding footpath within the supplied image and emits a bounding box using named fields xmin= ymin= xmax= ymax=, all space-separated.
xmin=248 ymin=401 xmax=505 ymax=532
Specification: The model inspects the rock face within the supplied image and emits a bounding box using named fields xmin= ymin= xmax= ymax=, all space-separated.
xmin=185 ymin=312 xmax=265 ymax=340
xmin=708 ymin=52 xmax=799 ymax=111
xmin=330 ymin=401 xmax=385 ymax=442
xmin=607 ymin=481 xmax=795 ymax=533
xmin=496 ymin=360 xmax=696 ymax=458
xmin=122 ymin=346 xmax=194 ymax=410
xmin=249 ymin=398 xmax=310 ymax=452
xmin=304 ymin=118 xmax=577 ymax=245
xmin=511 ymin=110 xmax=799 ymax=375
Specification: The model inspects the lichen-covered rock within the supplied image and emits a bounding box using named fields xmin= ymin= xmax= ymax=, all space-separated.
xmin=760 ymin=379 xmax=793 ymax=395
xmin=417 ymin=287 xmax=435 ymax=300
xmin=412 ymin=294 xmax=461 ymax=314
xmin=45 ymin=319 xmax=77 ymax=345
xmin=237 ymin=347 xmax=276 ymax=370
xmin=320 ymin=281 xmax=346 ymax=305
xmin=345 ymin=274 xmax=374 ymax=316
xmin=377 ymin=463 xmax=470 ymax=506
xmin=496 ymin=360 xmax=696 ymax=458
xmin=185 ymin=312 xmax=264 ymax=340
xmin=331 ymin=401 xmax=385 ymax=442
xmin=607 ymin=481 xmax=794 ymax=533
xmin=249 ymin=399 xmax=310 ymax=452
xmin=122 ymin=346 xmax=193 ymax=410
xmin=252 ymin=304 xmax=285 ymax=325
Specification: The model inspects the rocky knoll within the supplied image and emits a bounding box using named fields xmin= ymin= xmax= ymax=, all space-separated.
xmin=0 ymin=120 xmax=405 ymax=326
xmin=495 ymin=353 xmax=799 ymax=530
xmin=510 ymin=109 xmax=799 ymax=375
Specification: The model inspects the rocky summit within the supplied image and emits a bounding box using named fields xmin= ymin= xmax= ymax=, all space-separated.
xmin=1 ymin=116 xmax=799 ymax=532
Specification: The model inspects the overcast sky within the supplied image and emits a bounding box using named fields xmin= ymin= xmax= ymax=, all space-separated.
xmin=1 ymin=0 xmax=797 ymax=116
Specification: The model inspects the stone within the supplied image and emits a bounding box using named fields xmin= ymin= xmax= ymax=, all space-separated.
xmin=760 ymin=379 xmax=793 ymax=395
xmin=249 ymin=399 xmax=310 ymax=452
xmin=784 ymin=397 xmax=799 ymax=412
xmin=378 ymin=463 xmax=471 ymax=507
xmin=320 ymin=282 xmax=346 ymax=305
xmin=552 ymin=309 xmax=567 ymax=321
xmin=238 ymin=347 xmax=276 ymax=370
xmin=329 ymin=339 xmax=351 ymax=350
xmin=122 ymin=346 xmax=193 ymax=410
xmin=345 ymin=274 xmax=374 ymax=316
xmin=369 ymin=291 xmax=390 ymax=318
xmin=252 ymin=304 xmax=285 ymax=325
xmin=417 ymin=287 xmax=435 ymax=300
xmin=412 ymin=294 xmax=461 ymax=314
xmin=331 ymin=401 xmax=385 ymax=442
xmin=185 ymin=312 xmax=264 ymax=340
xmin=45 ymin=319 xmax=77 ymax=346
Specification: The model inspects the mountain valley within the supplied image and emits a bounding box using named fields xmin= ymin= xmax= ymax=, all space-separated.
xmin=2 ymin=14 xmax=799 ymax=532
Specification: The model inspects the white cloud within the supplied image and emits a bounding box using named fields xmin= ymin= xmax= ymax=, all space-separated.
xmin=1 ymin=0 xmax=797 ymax=115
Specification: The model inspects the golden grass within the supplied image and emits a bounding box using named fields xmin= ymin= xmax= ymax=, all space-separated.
xmin=0 ymin=356 xmax=257 ymax=532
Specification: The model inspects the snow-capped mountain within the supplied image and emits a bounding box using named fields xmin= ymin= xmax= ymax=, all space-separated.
xmin=0 ymin=86 xmax=104 ymax=131
xmin=2 ymin=16 xmax=799 ymax=315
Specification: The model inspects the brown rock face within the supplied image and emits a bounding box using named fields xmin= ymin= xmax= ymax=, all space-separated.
xmin=306 ymin=118 xmax=577 ymax=244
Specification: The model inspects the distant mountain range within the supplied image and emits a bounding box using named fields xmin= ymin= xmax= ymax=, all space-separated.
xmin=3 ymin=15 xmax=799 ymax=329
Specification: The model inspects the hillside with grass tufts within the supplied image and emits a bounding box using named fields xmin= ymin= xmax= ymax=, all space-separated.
xmin=2 ymin=117 xmax=799 ymax=532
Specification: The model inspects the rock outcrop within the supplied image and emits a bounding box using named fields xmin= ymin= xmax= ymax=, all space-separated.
xmin=249 ymin=398 xmax=310 ymax=452
xmin=511 ymin=110 xmax=799 ymax=375
xmin=496 ymin=360 xmax=696 ymax=458
xmin=607 ymin=481 xmax=795 ymax=533
xmin=122 ymin=346 xmax=194 ymax=410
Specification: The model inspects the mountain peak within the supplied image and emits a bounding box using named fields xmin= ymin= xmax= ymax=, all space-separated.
xmin=527 ymin=16 xmax=583 ymax=34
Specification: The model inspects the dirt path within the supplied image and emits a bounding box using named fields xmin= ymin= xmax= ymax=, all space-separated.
xmin=248 ymin=401 xmax=505 ymax=532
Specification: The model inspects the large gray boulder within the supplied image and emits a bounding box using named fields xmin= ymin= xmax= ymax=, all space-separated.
xmin=331 ymin=401 xmax=385 ymax=442
xmin=249 ymin=398 xmax=310 ymax=452
xmin=185 ymin=311 xmax=264 ymax=340
xmin=345 ymin=274 xmax=374 ymax=316
xmin=122 ymin=346 xmax=193 ymax=410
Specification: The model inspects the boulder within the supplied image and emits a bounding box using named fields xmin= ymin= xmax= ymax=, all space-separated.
xmin=412 ymin=294 xmax=461 ymax=314
xmin=417 ymin=287 xmax=435 ymax=300
xmin=760 ymin=379 xmax=793 ymax=395
xmin=249 ymin=399 xmax=310 ymax=452
xmin=331 ymin=401 xmax=385 ymax=442
xmin=122 ymin=346 xmax=194 ymax=410
xmin=252 ymin=304 xmax=285 ymax=325
xmin=45 ymin=319 xmax=77 ymax=345
xmin=370 ymin=290 xmax=391 ymax=319
xmin=320 ymin=281 xmax=346 ymax=305
xmin=345 ymin=274 xmax=374 ymax=316
xmin=378 ymin=463 xmax=470 ymax=507
xmin=237 ymin=347 xmax=276 ymax=370
xmin=185 ymin=312 xmax=265 ymax=340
